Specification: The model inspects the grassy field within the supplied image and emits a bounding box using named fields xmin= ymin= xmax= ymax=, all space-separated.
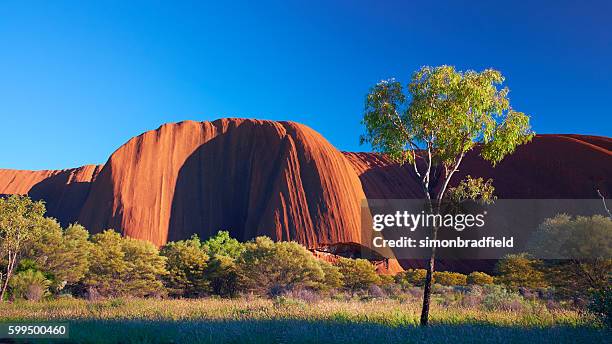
xmin=0 ymin=297 xmax=608 ymax=343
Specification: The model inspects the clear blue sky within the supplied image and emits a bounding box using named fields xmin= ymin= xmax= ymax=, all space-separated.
xmin=1 ymin=0 xmax=610 ymax=170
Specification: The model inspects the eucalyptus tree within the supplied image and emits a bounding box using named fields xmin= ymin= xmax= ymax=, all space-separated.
xmin=0 ymin=195 xmax=46 ymax=301
xmin=361 ymin=65 xmax=533 ymax=325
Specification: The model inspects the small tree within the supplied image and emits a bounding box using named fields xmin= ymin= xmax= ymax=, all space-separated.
xmin=27 ymin=221 xmax=92 ymax=292
xmin=336 ymin=257 xmax=380 ymax=295
xmin=84 ymin=230 xmax=167 ymax=297
xmin=361 ymin=65 xmax=533 ymax=325
xmin=495 ymin=253 xmax=547 ymax=289
xmin=160 ymin=235 xmax=209 ymax=297
xmin=0 ymin=195 xmax=46 ymax=301
xmin=238 ymin=237 xmax=324 ymax=295
xmin=528 ymin=214 xmax=612 ymax=301
xmin=121 ymin=235 xmax=168 ymax=297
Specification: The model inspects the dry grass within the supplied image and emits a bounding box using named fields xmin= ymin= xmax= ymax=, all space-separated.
xmin=0 ymin=297 xmax=607 ymax=343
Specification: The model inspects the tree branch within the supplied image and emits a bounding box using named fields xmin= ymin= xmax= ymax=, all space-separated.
xmin=596 ymin=189 xmax=612 ymax=219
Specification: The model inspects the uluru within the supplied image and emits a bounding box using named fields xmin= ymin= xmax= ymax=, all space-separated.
xmin=1 ymin=118 xmax=610 ymax=273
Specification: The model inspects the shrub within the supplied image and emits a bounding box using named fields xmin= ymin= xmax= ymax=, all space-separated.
xmin=481 ymin=285 xmax=526 ymax=312
xmin=27 ymin=221 xmax=93 ymax=293
xmin=527 ymin=215 xmax=612 ymax=301
xmin=378 ymin=274 xmax=395 ymax=286
xmin=238 ymin=237 xmax=325 ymax=295
xmin=9 ymin=269 xmax=51 ymax=301
xmin=467 ymin=271 xmax=494 ymax=285
xmin=588 ymin=285 xmax=612 ymax=328
xmin=336 ymin=258 xmax=381 ymax=295
xmin=317 ymin=260 xmax=343 ymax=291
xmin=495 ymin=253 xmax=547 ymax=289
xmin=395 ymin=269 xmax=427 ymax=287
xmin=206 ymin=254 xmax=242 ymax=297
xmin=460 ymin=286 xmax=484 ymax=308
xmin=368 ymin=284 xmax=386 ymax=298
xmin=433 ymin=271 xmax=467 ymax=286
xmin=160 ymin=235 xmax=209 ymax=297
xmin=83 ymin=230 xmax=168 ymax=297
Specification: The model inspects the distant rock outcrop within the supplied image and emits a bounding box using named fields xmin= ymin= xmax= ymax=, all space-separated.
xmin=0 ymin=165 xmax=101 ymax=225
xmin=344 ymin=134 xmax=611 ymax=200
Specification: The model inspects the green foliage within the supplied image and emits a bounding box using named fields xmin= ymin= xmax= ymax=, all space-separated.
xmin=447 ymin=176 xmax=497 ymax=204
xmin=361 ymin=66 xmax=533 ymax=169
xmin=0 ymin=195 xmax=47 ymax=301
xmin=84 ymin=230 xmax=167 ymax=297
xmin=528 ymin=215 xmax=612 ymax=301
xmin=202 ymin=231 xmax=245 ymax=259
xmin=467 ymin=271 xmax=494 ymax=285
xmin=206 ymin=254 xmax=241 ymax=297
xmin=481 ymin=284 xmax=526 ymax=311
xmin=433 ymin=271 xmax=467 ymax=286
xmin=528 ymin=214 xmax=612 ymax=259
xmin=589 ymin=284 xmax=612 ymax=328
xmin=378 ymin=274 xmax=395 ymax=286
xmin=336 ymin=257 xmax=380 ymax=294
xmin=317 ymin=260 xmax=344 ymax=291
xmin=9 ymin=269 xmax=51 ymax=301
xmin=495 ymin=253 xmax=547 ymax=289
xmin=395 ymin=269 xmax=427 ymax=287
xmin=160 ymin=235 xmax=209 ymax=297
xmin=27 ymin=221 xmax=92 ymax=292
xmin=238 ymin=237 xmax=325 ymax=295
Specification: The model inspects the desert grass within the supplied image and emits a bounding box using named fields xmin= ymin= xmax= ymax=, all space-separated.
xmin=0 ymin=297 xmax=608 ymax=343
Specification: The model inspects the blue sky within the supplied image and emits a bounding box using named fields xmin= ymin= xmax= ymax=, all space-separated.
xmin=1 ymin=0 xmax=610 ymax=170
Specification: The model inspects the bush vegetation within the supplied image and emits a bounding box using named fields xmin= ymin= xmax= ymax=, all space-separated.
xmin=0 ymin=195 xmax=609 ymax=328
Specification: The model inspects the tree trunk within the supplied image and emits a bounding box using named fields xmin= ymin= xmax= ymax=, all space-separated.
xmin=0 ymin=251 xmax=17 ymax=302
xmin=420 ymin=223 xmax=438 ymax=326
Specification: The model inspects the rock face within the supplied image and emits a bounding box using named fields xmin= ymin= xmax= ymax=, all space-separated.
xmin=0 ymin=119 xmax=610 ymax=275
xmin=345 ymin=134 xmax=612 ymax=200
xmin=0 ymin=165 xmax=102 ymax=226
xmin=78 ymin=119 xmax=367 ymax=249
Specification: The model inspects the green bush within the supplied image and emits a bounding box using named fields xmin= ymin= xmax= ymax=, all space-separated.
xmin=238 ymin=237 xmax=325 ymax=295
xmin=202 ymin=231 xmax=245 ymax=259
xmin=481 ymin=285 xmax=526 ymax=311
xmin=83 ymin=230 xmax=168 ymax=297
xmin=336 ymin=258 xmax=380 ymax=295
xmin=9 ymin=269 xmax=51 ymax=301
xmin=433 ymin=271 xmax=467 ymax=286
xmin=160 ymin=235 xmax=209 ymax=297
xmin=589 ymin=285 xmax=612 ymax=328
xmin=495 ymin=253 xmax=547 ymax=289
xmin=206 ymin=254 xmax=242 ymax=297
xmin=467 ymin=271 xmax=494 ymax=285
xmin=27 ymin=221 xmax=93 ymax=293
xmin=317 ymin=260 xmax=343 ymax=291
xmin=395 ymin=269 xmax=427 ymax=287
